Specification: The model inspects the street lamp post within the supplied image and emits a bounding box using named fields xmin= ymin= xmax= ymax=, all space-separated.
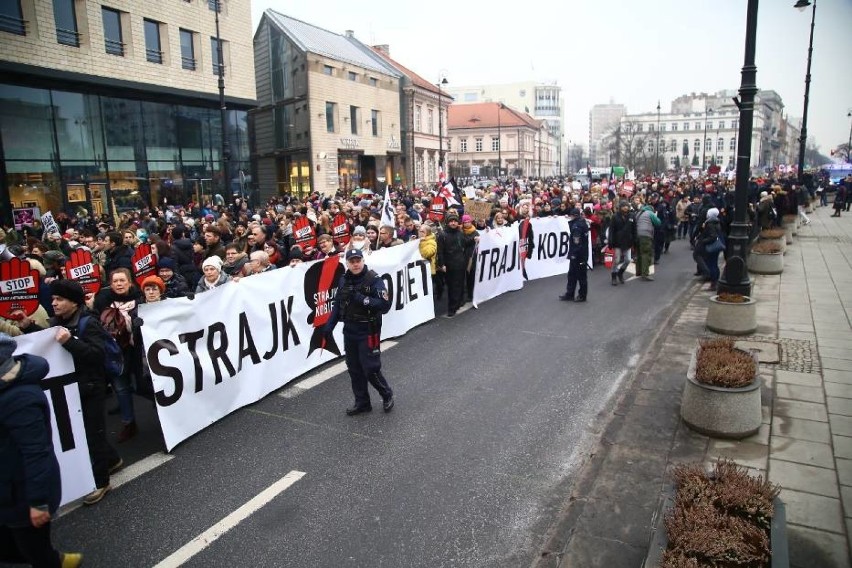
xmin=846 ymin=111 xmax=851 ymax=163
xmin=795 ymin=0 xmax=816 ymax=183
xmin=717 ymin=0 xmax=759 ymax=297
xmin=214 ymin=0 xmax=230 ymax=196
xmin=656 ymin=101 xmax=661 ymax=176
xmin=702 ymin=106 xmax=713 ymax=171
xmin=437 ymin=76 xmax=448 ymax=174
xmin=496 ymin=103 xmax=503 ymax=179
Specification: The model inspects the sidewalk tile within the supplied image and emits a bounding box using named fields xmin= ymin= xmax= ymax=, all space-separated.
xmin=779 ymin=331 xmax=818 ymax=342
xmin=777 ymin=383 xmax=825 ymax=403
xmin=828 ymin=397 xmax=852 ymax=417
xmin=782 ymin=489 xmax=845 ymax=533
xmin=707 ymin=439 xmax=768 ymax=471
xmin=830 ymin=414 xmax=852 ymax=437
xmin=825 ymin=370 xmax=852 ymax=386
xmin=833 ymin=435 xmax=852 ymax=460
xmin=556 ymin=535 xmax=644 ymax=568
xmin=572 ymin=498 xmax=654 ymax=547
xmin=777 ymin=370 xmax=823 ymax=387
xmin=775 ymin=399 xmax=828 ymax=422
xmin=820 ymin=347 xmax=852 ymax=361
xmin=770 ymin=437 xmax=834 ymax=468
xmin=820 ymin=338 xmax=852 ymax=350
xmin=826 ymin=382 xmax=852 ymax=400
xmin=836 ymin=458 xmax=852 ymax=487
xmin=772 ymin=416 xmax=831 ymax=443
xmin=823 ymin=358 xmax=852 ymax=372
xmin=769 ymin=459 xmax=839 ymax=497
xmin=787 ymin=525 xmax=852 ymax=568
xmin=842 ymin=485 xmax=852 ymax=517
xmin=780 ymin=322 xmax=816 ymax=332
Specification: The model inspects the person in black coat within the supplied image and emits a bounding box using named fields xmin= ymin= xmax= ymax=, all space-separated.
xmin=0 ymin=334 xmax=83 ymax=567
xmin=560 ymin=208 xmax=590 ymax=302
xmin=15 ymin=280 xmax=122 ymax=508
xmin=437 ymin=211 xmax=476 ymax=317
xmin=169 ymin=226 xmax=201 ymax=289
xmin=102 ymin=231 xmax=133 ymax=282
xmin=607 ymin=200 xmax=636 ymax=285
xmin=694 ymin=208 xmax=724 ymax=290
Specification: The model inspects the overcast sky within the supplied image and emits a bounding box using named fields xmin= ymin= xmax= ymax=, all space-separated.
xmin=251 ymin=0 xmax=852 ymax=155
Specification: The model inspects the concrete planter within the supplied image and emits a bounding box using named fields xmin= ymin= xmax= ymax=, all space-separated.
xmin=748 ymin=250 xmax=784 ymax=275
xmin=805 ymin=202 xmax=814 ymax=214
xmin=644 ymin=484 xmax=788 ymax=568
xmin=783 ymin=223 xmax=794 ymax=244
xmin=759 ymin=235 xmax=787 ymax=254
xmin=706 ymin=295 xmax=757 ymax=336
xmin=681 ymin=346 xmax=761 ymax=439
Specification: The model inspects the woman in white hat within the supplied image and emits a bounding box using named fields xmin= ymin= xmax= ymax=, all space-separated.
xmin=195 ymin=256 xmax=229 ymax=293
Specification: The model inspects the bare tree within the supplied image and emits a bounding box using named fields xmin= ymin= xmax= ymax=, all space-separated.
xmin=601 ymin=121 xmax=650 ymax=171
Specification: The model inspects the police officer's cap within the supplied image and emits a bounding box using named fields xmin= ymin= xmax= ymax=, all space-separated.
xmin=568 ymin=207 xmax=582 ymax=217
xmin=345 ymin=249 xmax=364 ymax=261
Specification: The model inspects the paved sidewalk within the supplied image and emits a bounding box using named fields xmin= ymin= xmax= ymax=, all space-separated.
xmin=540 ymin=203 xmax=852 ymax=568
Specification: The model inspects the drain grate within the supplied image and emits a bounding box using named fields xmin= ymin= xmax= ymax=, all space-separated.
xmin=701 ymin=334 xmax=821 ymax=374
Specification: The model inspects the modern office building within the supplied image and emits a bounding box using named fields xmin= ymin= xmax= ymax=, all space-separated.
xmin=589 ymin=103 xmax=626 ymax=167
xmin=0 ymin=0 xmax=255 ymax=226
xmin=251 ymin=10 xmax=402 ymax=199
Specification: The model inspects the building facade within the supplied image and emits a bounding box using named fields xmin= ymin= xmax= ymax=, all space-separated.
xmin=589 ymin=103 xmax=626 ymax=167
xmin=0 ymin=0 xmax=256 ymax=224
xmin=446 ymin=102 xmax=557 ymax=179
xmin=251 ymin=11 xmax=402 ymax=200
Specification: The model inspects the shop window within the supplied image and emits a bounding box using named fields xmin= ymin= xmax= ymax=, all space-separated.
xmin=0 ymin=85 xmax=57 ymax=161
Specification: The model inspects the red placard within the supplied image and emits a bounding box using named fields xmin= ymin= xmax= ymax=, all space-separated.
xmin=292 ymin=216 xmax=317 ymax=250
xmin=64 ymin=249 xmax=102 ymax=296
xmin=131 ymin=243 xmax=158 ymax=287
xmin=331 ymin=213 xmax=350 ymax=247
xmin=0 ymin=257 xmax=41 ymax=319
xmin=428 ymin=195 xmax=447 ymax=222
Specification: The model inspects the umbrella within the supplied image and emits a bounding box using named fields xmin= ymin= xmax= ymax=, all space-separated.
xmin=351 ymin=188 xmax=375 ymax=196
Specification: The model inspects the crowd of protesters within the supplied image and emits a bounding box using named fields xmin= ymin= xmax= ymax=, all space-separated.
xmin=1 ymin=169 xmax=850 ymax=512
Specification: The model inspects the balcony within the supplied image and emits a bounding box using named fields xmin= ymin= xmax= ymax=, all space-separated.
xmin=146 ymin=48 xmax=163 ymax=64
xmin=105 ymin=38 xmax=124 ymax=56
xmin=0 ymin=13 xmax=26 ymax=35
xmin=181 ymin=56 xmax=196 ymax=71
xmin=56 ymin=27 xmax=80 ymax=47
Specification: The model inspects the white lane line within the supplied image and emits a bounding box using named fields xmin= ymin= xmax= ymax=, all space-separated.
xmin=58 ymin=452 xmax=175 ymax=518
xmin=278 ymin=340 xmax=398 ymax=398
xmin=153 ymin=470 xmax=306 ymax=568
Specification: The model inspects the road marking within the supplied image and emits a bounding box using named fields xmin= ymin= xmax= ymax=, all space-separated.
xmin=444 ymin=304 xmax=473 ymax=318
xmin=153 ymin=471 xmax=306 ymax=568
xmin=57 ymin=452 xmax=175 ymax=518
xmin=278 ymin=340 xmax=398 ymax=398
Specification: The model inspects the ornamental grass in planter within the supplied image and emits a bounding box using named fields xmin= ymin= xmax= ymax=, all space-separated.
xmin=658 ymin=459 xmax=785 ymax=568
xmin=706 ymin=293 xmax=757 ymax=335
xmin=748 ymin=240 xmax=784 ymax=275
xmin=680 ymin=338 xmax=761 ymax=438
xmin=758 ymin=228 xmax=787 ymax=254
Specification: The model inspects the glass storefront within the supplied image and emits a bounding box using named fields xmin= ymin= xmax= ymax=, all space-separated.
xmin=0 ymin=83 xmax=250 ymax=224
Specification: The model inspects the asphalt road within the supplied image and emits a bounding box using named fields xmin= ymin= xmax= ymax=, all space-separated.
xmin=43 ymin=241 xmax=698 ymax=568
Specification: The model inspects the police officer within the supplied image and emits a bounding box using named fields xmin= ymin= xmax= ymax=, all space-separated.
xmin=323 ymin=249 xmax=394 ymax=415
xmin=559 ymin=208 xmax=589 ymax=302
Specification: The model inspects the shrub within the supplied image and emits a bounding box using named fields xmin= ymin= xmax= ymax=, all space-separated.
xmin=751 ymin=240 xmax=783 ymax=254
xmin=716 ymin=292 xmax=747 ymax=304
xmin=662 ymin=460 xmax=780 ymax=568
xmin=759 ymin=228 xmax=785 ymax=239
xmin=695 ymin=338 xmax=756 ymax=388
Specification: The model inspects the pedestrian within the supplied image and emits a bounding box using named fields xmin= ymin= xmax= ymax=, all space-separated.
xmin=0 ymin=333 xmax=83 ymax=568
xmin=14 ymin=279 xmax=123 ymax=506
xmin=634 ymin=200 xmax=661 ymax=281
xmin=322 ymin=249 xmax=394 ymax=416
xmin=559 ymin=208 xmax=589 ymax=302
xmin=607 ymin=200 xmax=636 ymax=286
xmin=832 ymin=183 xmax=847 ymax=217
xmin=437 ymin=211 xmax=476 ymax=317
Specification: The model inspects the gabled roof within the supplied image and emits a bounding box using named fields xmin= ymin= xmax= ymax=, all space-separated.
xmin=367 ymin=47 xmax=453 ymax=101
xmin=264 ymin=10 xmax=399 ymax=77
xmin=448 ymin=102 xmax=539 ymax=129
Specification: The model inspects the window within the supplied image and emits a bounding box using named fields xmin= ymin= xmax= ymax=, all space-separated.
xmin=1 ymin=0 xmax=26 ymax=34
xmin=211 ymin=37 xmax=224 ymax=75
xmin=683 ymin=140 xmax=689 ymax=156
xmin=693 ymin=139 xmax=700 ymax=152
xmin=647 ymin=140 xmax=654 ymax=152
xmin=415 ymin=106 xmax=421 ymax=132
xmin=730 ymin=137 xmax=736 ymax=150
xmin=323 ymin=65 xmax=333 ymax=76
xmin=732 ymin=120 xmax=738 ymax=129
xmin=670 ymin=156 xmax=678 ymax=166
xmin=53 ymin=0 xmax=79 ymax=46
xmin=648 ymin=124 xmax=654 ymax=132
xmin=660 ymin=124 xmax=666 ymax=132
xmin=718 ymin=121 xmax=725 ymax=129
xmin=670 ymin=139 xmax=677 ymax=152
xmin=348 ymin=71 xmax=356 ymax=81
xmin=694 ymin=122 xmax=701 ymax=130
xmin=705 ymin=138 xmax=712 ymax=151
xmin=706 ymin=121 xmax=713 ymax=130
xmin=325 ymin=102 xmax=336 ymax=133
xmin=475 ymin=138 xmax=483 ymax=152
xmin=717 ymin=138 xmax=724 ymax=152
xmin=349 ymin=105 xmax=358 ymax=135
xmin=102 ymin=7 xmax=123 ymax=56
xmin=491 ymin=136 xmax=499 ymax=152
xmin=179 ymin=29 xmax=195 ymax=70
xmin=636 ymin=124 xmax=643 ymax=132
xmin=460 ymin=139 xmax=467 ymax=153
xmin=144 ymin=19 xmax=162 ymax=63
xmin=427 ymin=109 xmax=433 ymax=135
xmin=671 ymin=123 xmax=678 ymax=132
xmin=369 ymin=77 xmax=377 ymax=87
xmin=371 ymin=109 xmax=378 ymax=136
xmin=207 ymin=0 xmax=220 ymax=12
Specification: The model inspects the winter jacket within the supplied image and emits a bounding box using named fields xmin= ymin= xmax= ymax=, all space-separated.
xmin=437 ymin=226 xmax=475 ymax=270
xmin=635 ymin=206 xmax=660 ymax=239
xmin=170 ymin=238 xmax=200 ymax=287
xmin=608 ymin=211 xmax=636 ymax=249
xmin=103 ymin=244 xmax=133 ymax=280
xmin=163 ymin=273 xmax=190 ymax=299
xmin=195 ymin=271 xmax=230 ymax=293
xmin=0 ymin=353 xmax=61 ymax=526
xmin=419 ymin=234 xmax=438 ymax=276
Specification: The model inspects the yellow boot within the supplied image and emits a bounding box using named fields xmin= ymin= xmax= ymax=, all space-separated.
xmin=61 ymin=552 xmax=83 ymax=568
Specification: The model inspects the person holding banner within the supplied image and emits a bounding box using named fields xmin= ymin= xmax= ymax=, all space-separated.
xmin=560 ymin=208 xmax=590 ymax=303
xmin=0 ymin=333 xmax=83 ymax=568
xmin=322 ymin=249 xmax=394 ymax=416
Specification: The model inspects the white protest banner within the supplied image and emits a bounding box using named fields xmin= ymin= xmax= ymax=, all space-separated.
xmin=139 ymin=241 xmax=434 ymax=450
xmin=40 ymin=211 xmax=60 ymax=235
xmin=462 ymin=186 xmax=476 ymax=199
xmin=524 ymin=217 xmax=572 ymax=280
xmin=13 ymin=330 xmax=96 ymax=506
xmin=472 ymin=225 xmax=523 ymax=308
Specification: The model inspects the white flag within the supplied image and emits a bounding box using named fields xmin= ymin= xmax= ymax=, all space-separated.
xmin=380 ymin=186 xmax=396 ymax=229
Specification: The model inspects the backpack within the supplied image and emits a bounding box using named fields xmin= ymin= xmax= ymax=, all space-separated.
xmin=99 ymin=305 xmax=134 ymax=349
xmin=78 ymin=315 xmax=125 ymax=380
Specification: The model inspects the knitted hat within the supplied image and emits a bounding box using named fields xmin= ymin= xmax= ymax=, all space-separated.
xmin=461 ymin=214 xmax=472 ymax=223
xmin=158 ymin=257 xmax=176 ymax=271
xmin=50 ymin=278 xmax=85 ymax=305
xmin=0 ymin=333 xmax=17 ymax=379
xmin=202 ymin=256 xmax=223 ymax=271
xmin=353 ymin=226 xmax=367 ymax=236
xmin=141 ymin=275 xmax=166 ymax=293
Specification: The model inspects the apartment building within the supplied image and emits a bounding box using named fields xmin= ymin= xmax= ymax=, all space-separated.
xmin=0 ymin=0 xmax=255 ymax=223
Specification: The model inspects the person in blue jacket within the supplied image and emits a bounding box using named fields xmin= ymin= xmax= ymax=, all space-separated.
xmin=323 ymin=249 xmax=394 ymax=415
xmin=0 ymin=333 xmax=83 ymax=567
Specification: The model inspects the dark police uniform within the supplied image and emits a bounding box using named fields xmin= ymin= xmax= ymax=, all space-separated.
xmin=324 ymin=249 xmax=394 ymax=415
xmin=560 ymin=209 xmax=589 ymax=302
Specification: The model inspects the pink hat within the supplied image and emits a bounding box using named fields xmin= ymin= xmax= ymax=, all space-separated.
xmin=461 ymin=214 xmax=472 ymax=223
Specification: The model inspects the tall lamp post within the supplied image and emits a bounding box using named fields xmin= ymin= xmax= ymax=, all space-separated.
xmin=655 ymin=101 xmax=661 ymax=176
xmin=496 ymin=103 xmax=503 ymax=178
xmin=717 ymin=0 xmax=759 ymax=296
xmin=794 ymin=0 xmax=816 ymax=183
xmin=437 ymin=75 xmax=448 ymax=175
xmin=847 ymin=111 xmax=852 ymax=163
xmin=214 ymin=0 xmax=230 ymax=196
xmin=702 ymin=106 xmax=713 ymax=171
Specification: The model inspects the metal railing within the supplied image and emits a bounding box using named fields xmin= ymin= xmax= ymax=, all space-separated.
xmin=212 ymin=62 xmax=225 ymax=76
xmin=56 ymin=27 xmax=80 ymax=47
xmin=105 ymin=37 xmax=124 ymax=56
xmin=0 ymin=14 xmax=26 ymax=35
xmin=181 ymin=56 xmax=196 ymax=70
xmin=146 ymin=48 xmax=163 ymax=64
